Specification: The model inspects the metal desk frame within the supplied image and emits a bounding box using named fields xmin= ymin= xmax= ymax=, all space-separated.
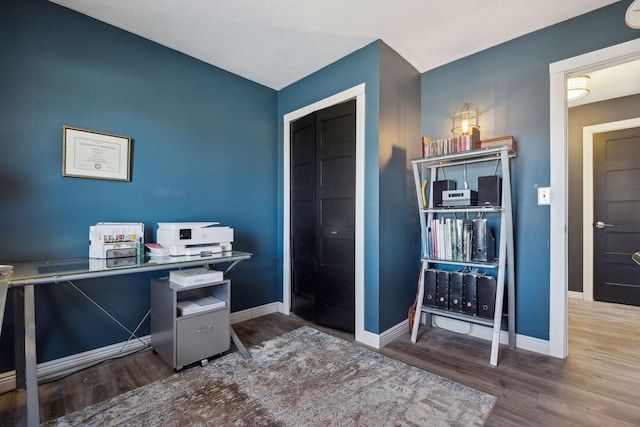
xmin=2 ymin=251 xmax=252 ymax=426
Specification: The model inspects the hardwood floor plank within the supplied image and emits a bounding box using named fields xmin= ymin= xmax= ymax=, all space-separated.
xmin=1 ymin=298 xmax=639 ymax=426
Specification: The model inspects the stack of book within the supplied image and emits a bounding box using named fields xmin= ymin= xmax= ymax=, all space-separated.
xmin=428 ymin=218 xmax=474 ymax=261
xmin=146 ymin=243 xmax=169 ymax=257
xmin=422 ymin=128 xmax=480 ymax=158
xmin=478 ymin=135 xmax=515 ymax=149
xmin=177 ymin=296 xmax=226 ymax=316
xmin=426 ymin=218 xmax=495 ymax=262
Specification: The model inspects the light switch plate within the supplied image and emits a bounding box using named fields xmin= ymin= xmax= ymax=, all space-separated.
xmin=538 ymin=187 xmax=551 ymax=205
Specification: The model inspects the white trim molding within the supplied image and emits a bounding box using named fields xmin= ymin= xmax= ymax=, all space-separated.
xmin=230 ymin=302 xmax=280 ymax=325
xmin=548 ymin=38 xmax=640 ymax=359
xmin=431 ymin=316 xmax=550 ymax=356
xmin=281 ymin=83 xmax=367 ymax=343
xmin=0 ymin=335 xmax=151 ymax=394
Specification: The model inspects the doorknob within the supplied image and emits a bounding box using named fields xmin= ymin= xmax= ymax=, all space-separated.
xmin=594 ymin=221 xmax=613 ymax=229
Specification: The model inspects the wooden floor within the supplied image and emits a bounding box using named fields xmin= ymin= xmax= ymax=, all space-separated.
xmin=2 ymin=298 xmax=640 ymax=426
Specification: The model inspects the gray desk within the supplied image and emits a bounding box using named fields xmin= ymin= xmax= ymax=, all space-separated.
xmin=2 ymin=251 xmax=251 ymax=427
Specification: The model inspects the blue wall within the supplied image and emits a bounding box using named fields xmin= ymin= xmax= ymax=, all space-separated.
xmin=421 ymin=0 xmax=639 ymax=339
xmin=277 ymin=41 xmax=421 ymax=334
xmin=277 ymin=41 xmax=383 ymax=332
xmin=378 ymin=43 xmax=421 ymax=331
xmin=0 ymin=0 xmax=278 ymax=369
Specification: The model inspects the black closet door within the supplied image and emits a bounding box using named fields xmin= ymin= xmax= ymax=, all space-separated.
xmin=290 ymin=112 xmax=316 ymax=322
xmin=290 ymin=100 xmax=356 ymax=333
xmin=314 ymin=100 xmax=356 ymax=333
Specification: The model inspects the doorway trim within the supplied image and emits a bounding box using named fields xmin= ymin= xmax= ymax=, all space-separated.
xmin=582 ymin=118 xmax=640 ymax=302
xmin=549 ymin=38 xmax=640 ymax=359
xmin=282 ymin=84 xmax=367 ymax=344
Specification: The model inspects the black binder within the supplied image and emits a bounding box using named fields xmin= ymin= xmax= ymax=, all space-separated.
xmin=472 ymin=219 xmax=495 ymax=262
xmin=423 ymin=268 xmax=437 ymax=308
xmin=436 ymin=270 xmax=450 ymax=310
xmin=477 ymin=275 xmax=497 ymax=319
xmin=449 ymin=271 xmax=464 ymax=313
xmin=462 ymin=272 xmax=478 ymax=316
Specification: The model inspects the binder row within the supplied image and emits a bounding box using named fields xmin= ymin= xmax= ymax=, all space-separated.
xmin=422 ymin=269 xmax=497 ymax=319
xmin=426 ymin=218 xmax=495 ymax=262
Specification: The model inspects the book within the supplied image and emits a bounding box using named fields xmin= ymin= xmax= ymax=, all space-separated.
xmin=170 ymin=268 xmax=224 ymax=287
xmin=479 ymin=135 xmax=515 ymax=149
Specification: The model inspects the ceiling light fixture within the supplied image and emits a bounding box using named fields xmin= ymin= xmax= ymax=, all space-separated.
xmin=567 ymin=75 xmax=590 ymax=101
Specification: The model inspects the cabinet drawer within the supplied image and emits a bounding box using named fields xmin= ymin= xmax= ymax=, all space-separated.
xmin=176 ymin=308 xmax=229 ymax=367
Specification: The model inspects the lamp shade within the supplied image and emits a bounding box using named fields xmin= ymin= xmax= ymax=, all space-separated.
xmin=567 ymin=75 xmax=590 ymax=101
xmin=451 ymin=103 xmax=479 ymax=137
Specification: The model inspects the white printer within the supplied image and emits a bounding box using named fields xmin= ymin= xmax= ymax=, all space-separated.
xmin=89 ymin=222 xmax=144 ymax=259
xmin=156 ymin=222 xmax=233 ymax=256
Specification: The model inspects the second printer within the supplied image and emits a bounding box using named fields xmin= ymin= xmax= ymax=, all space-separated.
xmin=156 ymin=222 xmax=233 ymax=256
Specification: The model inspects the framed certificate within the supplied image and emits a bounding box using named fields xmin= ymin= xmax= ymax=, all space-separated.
xmin=63 ymin=126 xmax=132 ymax=181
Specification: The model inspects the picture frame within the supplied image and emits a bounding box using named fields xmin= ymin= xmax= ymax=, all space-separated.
xmin=62 ymin=126 xmax=132 ymax=181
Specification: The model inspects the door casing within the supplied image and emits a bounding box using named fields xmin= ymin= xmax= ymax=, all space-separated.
xmin=549 ymin=38 xmax=640 ymax=359
xmin=282 ymin=84 xmax=368 ymax=345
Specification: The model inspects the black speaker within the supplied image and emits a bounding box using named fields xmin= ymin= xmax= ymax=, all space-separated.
xmin=477 ymin=175 xmax=501 ymax=207
xmin=433 ymin=180 xmax=456 ymax=207
xmin=423 ymin=268 xmax=437 ymax=308
xmin=477 ymin=275 xmax=497 ymax=319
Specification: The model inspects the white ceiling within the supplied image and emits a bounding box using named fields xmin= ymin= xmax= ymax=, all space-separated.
xmin=50 ymin=0 xmax=625 ymax=90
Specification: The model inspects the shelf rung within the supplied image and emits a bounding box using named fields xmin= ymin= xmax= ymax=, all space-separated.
xmin=420 ymin=206 xmax=503 ymax=214
xmin=421 ymin=258 xmax=499 ymax=268
xmin=420 ymin=306 xmax=495 ymax=327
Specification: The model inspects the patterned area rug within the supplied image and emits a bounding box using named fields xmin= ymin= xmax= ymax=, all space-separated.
xmin=46 ymin=326 xmax=496 ymax=426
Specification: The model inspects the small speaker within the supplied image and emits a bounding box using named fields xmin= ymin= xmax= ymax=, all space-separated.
xmin=477 ymin=175 xmax=501 ymax=207
xmin=433 ymin=180 xmax=456 ymax=207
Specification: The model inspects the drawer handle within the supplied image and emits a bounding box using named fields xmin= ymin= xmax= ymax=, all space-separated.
xmin=197 ymin=325 xmax=214 ymax=333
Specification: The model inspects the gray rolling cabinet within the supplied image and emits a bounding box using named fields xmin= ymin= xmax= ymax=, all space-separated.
xmin=150 ymin=277 xmax=230 ymax=370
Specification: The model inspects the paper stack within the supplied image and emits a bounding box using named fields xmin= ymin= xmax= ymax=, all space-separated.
xmin=177 ymin=296 xmax=226 ymax=316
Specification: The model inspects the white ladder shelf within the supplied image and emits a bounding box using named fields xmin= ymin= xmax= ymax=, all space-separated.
xmin=409 ymin=145 xmax=516 ymax=366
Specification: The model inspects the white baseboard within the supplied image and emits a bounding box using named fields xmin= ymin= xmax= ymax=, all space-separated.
xmin=428 ymin=315 xmax=551 ymax=356
xmin=0 ymin=335 xmax=151 ymax=395
xmin=230 ymin=302 xmax=280 ymax=325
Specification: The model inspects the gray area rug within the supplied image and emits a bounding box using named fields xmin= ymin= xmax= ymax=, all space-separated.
xmin=46 ymin=326 xmax=496 ymax=426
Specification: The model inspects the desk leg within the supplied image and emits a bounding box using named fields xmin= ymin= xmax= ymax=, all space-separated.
xmin=13 ymin=288 xmax=26 ymax=390
xmin=0 ymin=281 xmax=7 ymax=338
xmin=24 ymin=285 xmax=40 ymax=426
xmin=230 ymin=326 xmax=251 ymax=360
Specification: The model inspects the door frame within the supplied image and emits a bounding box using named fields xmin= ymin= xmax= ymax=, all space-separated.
xmin=582 ymin=118 xmax=640 ymax=301
xmin=549 ymin=38 xmax=640 ymax=359
xmin=282 ymin=84 xmax=367 ymax=343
